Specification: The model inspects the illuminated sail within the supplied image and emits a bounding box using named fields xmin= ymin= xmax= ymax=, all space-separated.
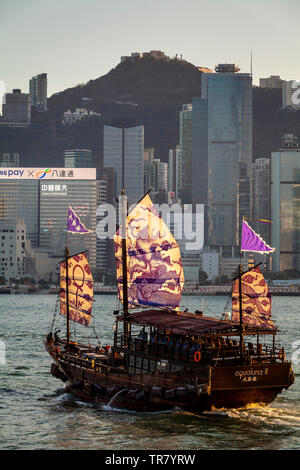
xmin=232 ymin=265 xmax=275 ymax=330
xmin=60 ymin=251 xmax=93 ymax=327
xmin=114 ymin=194 xmax=184 ymax=308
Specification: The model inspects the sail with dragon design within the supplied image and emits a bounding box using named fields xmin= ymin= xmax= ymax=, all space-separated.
xmin=60 ymin=251 xmax=94 ymax=327
xmin=232 ymin=265 xmax=275 ymax=330
xmin=232 ymin=218 xmax=276 ymax=331
xmin=114 ymin=194 xmax=184 ymax=309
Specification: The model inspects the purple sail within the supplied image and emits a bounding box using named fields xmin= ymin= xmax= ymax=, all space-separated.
xmin=241 ymin=220 xmax=275 ymax=254
xmin=67 ymin=207 xmax=89 ymax=233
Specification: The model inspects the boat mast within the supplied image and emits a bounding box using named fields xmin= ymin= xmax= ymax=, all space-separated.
xmin=65 ymin=246 xmax=70 ymax=344
xmin=120 ymin=189 xmax=130 ymax=342
xmin=238 ymin=262 xmax=244 ymax=362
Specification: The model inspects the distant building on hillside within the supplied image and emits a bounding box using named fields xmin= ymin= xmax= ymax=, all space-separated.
xmin=2 ymin=89 xmax=31 ymax=125
xmin=29 ymin=73 xmax=48 ymax=112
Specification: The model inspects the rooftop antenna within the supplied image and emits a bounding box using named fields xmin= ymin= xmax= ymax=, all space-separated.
xmin=250 ymin=51 xmax=253 ymax=78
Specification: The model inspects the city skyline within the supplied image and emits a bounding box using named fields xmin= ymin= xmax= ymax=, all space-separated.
xmin=1 ymin=0 xmax=300 ymax=96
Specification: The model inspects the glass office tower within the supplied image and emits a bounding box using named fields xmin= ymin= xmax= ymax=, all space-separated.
xmin=192 ymin=64 xmax=252 ymax=248
xmin=271 ymin=134 xmax=300 ymax=271
xmin=103 ymin=124 xmax=144 ymax=204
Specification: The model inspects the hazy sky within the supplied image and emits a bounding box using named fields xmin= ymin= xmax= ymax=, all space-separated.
xmin=1 ymin=0 xmax=300 ymax=96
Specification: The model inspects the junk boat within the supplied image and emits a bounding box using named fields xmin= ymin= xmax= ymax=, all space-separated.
xmin=45 ymin=193 xmax=294 ymax=411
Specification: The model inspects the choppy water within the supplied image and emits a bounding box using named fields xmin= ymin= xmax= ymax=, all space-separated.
xmin=0 ymin=294 xmax=299 ymax=450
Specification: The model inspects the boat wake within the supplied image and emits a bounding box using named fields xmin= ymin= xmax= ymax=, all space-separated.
xmin=203 ymin=404 xmax=300 ymax=431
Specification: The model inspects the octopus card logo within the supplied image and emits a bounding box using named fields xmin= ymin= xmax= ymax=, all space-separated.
xmin=36 ymin=168 xmax=52 ymax=179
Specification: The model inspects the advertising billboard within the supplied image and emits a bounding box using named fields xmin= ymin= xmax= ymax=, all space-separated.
xmin=0 ymin=168 xmax=96 ymax=180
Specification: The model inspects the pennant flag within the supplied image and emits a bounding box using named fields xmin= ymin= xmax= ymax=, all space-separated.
xmin=67 ymin=207 xmax=89 ymax=234
xmin=241 ymin=219 xmax=275 ymax=254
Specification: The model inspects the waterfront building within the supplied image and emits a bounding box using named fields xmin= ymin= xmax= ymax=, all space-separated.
xmin=29 ymin=73 xmax=47 ymax=112
xmin=103 ymin=123 xmax=144 ymax=204
xmin=271 ymin=134 xmax=300 ymax=271
xmin=192 ymin=63 xmax=252 ymax=249
xmin=0 ymin=218 xmax=27 ymax=281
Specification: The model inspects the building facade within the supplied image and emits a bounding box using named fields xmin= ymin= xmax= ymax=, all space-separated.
xmin=64 ymin=149 xmax=93 ymax=168
xmin=103 ymin=124 xmax=144 ymax=204
xmin=259 ymin=75 xmax=283 ymax=89
xmin=192 ymin=64 xmax=252 ymax=249
xmin=0 ymin=153 xmax=19 ymax=167
xmin=271 ymin=134 xmax=300 ymax=271
xmin=0 ymin=219 xmax=26 ymax=281
xmin=179 ymin=103 xmax=193 ymax=203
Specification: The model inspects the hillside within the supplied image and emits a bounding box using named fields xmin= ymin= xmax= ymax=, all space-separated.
xmin=0 ymin=57 xmax=299 ymax=168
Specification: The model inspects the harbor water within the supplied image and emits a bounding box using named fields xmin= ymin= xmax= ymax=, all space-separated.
xmin=0 ymin=294 xmax=299 ymax=450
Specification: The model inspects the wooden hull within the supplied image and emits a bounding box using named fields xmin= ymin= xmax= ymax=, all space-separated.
xmin=50 ymin=356 xmax=294 ymax=412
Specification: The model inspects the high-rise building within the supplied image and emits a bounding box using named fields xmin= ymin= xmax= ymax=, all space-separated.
xmin=252 ymin=158 xmax=271 ymax=243
xmin=96 ymin=167 xmax=115 ymax=275
xmin=103 ymin=123 xmax=144 ymax=204
xmin=0 ymin=218 xmax=27 ymax=281
xmin=0 ymin=180 xmax=39 ymax=247
xmin=179 ymin=104 xmax=193 ymax=203
xmin=271 ymin=134 xmax=300 ymax=271
xmin=64 ymin=149 xmax=93 ymax=168
xmin=29 ymin=73 xmax=47 ymax=112
xmin=39 ymin=179 xmax=97 ymax=269
xmin=168 ymin=145 xmax=181 ymax=197
xmin=192 ymin=64 xmax=252 ymax=249
xmin=0 ymin=153 xmax=19 ymax=167
xmin=2 ymin=89 xmax=31 ymax=124
xmin=144 ymin=148 xmax=155 ymax=193
xmin=0 ymin=168 xmax=97 ymax=268
xmin=259 ymin=75 xmax=283 ymax=89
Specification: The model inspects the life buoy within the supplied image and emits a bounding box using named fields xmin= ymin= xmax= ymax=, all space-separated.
xmin=278 ymin=349 xmax=285 ymax=360
xmin=194 ymin=350 xmax=201 ymax=362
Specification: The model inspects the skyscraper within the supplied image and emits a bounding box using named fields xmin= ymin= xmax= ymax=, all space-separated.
xmin=192 ymin=64 xmax=252 ymax=249
xmin=271 ymin=134 xmax=300 ymax=271
xmin=179 ymin=103 xmax=193 ymax=203
xmin=29 ymin=73 xmax=47 ymax=112
xmin=103 ymin=123 xmax=144 ymax=204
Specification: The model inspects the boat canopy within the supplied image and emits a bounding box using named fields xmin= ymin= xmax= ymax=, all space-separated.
xmin=117 ymin=309 xmax=276 ymax=337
